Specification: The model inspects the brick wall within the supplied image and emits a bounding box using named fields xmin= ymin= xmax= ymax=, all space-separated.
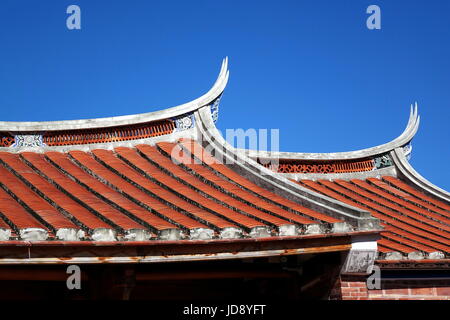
xmin=332 ymin=276 xmax=450 ymax=300
xmin=368 ymin=280 xmax=450 ymax=300
xmin=339 ymin=276 xmax=368 ymax=300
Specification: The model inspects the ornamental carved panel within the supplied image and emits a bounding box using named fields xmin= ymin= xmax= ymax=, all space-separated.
xmin=210 ymin=96 xmax=221 ymax=123
xmin=13 ymin=135 xmax=45 ymax=148
xmin=173 ymin=113 xmax=195 ymax=131
xmin=342 ymin=250 xmax=377 ymax=274
xmin=262 ymin=158 xmax=376 ymax=174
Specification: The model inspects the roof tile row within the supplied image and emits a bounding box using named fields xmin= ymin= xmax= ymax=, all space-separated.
xmin=0 ymin=139 xmax=342 ymax=242
xmin=296 ymin=177 xmax=450 ymax=259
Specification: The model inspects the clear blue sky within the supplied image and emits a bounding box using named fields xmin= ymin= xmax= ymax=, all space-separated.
xmin=0 ymin=0 xmax=449 ymax=191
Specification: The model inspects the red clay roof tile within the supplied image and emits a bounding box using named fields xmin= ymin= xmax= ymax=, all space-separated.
xmin=298 ymin=178 xmax=450 ymax=256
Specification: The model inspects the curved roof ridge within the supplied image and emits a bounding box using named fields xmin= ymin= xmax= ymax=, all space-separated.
xmin=237 ymin=103 xmax=420 ymax=161
xmin=390 ymin=147 xmax=450 ymax=202
xmin=0 ymin=58 xmax=229 ymax=132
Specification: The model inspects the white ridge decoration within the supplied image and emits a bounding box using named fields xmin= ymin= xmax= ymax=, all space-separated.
xmin=12 ymin=134 xmax=45 ymax=148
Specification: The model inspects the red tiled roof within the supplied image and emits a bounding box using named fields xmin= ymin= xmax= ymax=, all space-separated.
xmin=176 ymin=139 xmax=341 ymax=224
xmin=295 ymin=177 xmax=450 ymax=259
xmin=0 ymin=139 xmax=344 ymax=242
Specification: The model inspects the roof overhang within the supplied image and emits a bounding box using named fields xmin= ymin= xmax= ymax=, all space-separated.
xmin=0 ymin=231 xmax=380 ymax=264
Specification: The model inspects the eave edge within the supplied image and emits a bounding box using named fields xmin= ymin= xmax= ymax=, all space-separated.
xmin=390 ymin=147 xmax=450 ymax=202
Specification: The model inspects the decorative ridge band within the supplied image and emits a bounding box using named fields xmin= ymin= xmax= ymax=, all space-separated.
xmin=43 ymin=119 xmax=176 ymax=146
xmin=0 ymin=119 xmax=176 ymax=147
xmin=261 ymin=153 xmax=394 ymax=174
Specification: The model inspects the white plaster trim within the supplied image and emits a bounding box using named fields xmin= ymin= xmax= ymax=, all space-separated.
xmin=351 ymin=240 xmax=378 ymax=251
xmin=391 ymin=147 xmax=450 ymax=202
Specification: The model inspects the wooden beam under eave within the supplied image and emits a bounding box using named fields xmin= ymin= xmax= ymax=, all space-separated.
xmin=0 ymin=243 xmax=352 ymax=265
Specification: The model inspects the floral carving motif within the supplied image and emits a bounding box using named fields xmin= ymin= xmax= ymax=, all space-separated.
xmin=210 ymin=96 xmax=221 ymax=123
xmin=173 ymin=113 xmax=195 ymax=131
xmin=13 ymin=135 xmax=45 ymax=148
xmin=403 ymin=143 xmax=412 ymax=161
